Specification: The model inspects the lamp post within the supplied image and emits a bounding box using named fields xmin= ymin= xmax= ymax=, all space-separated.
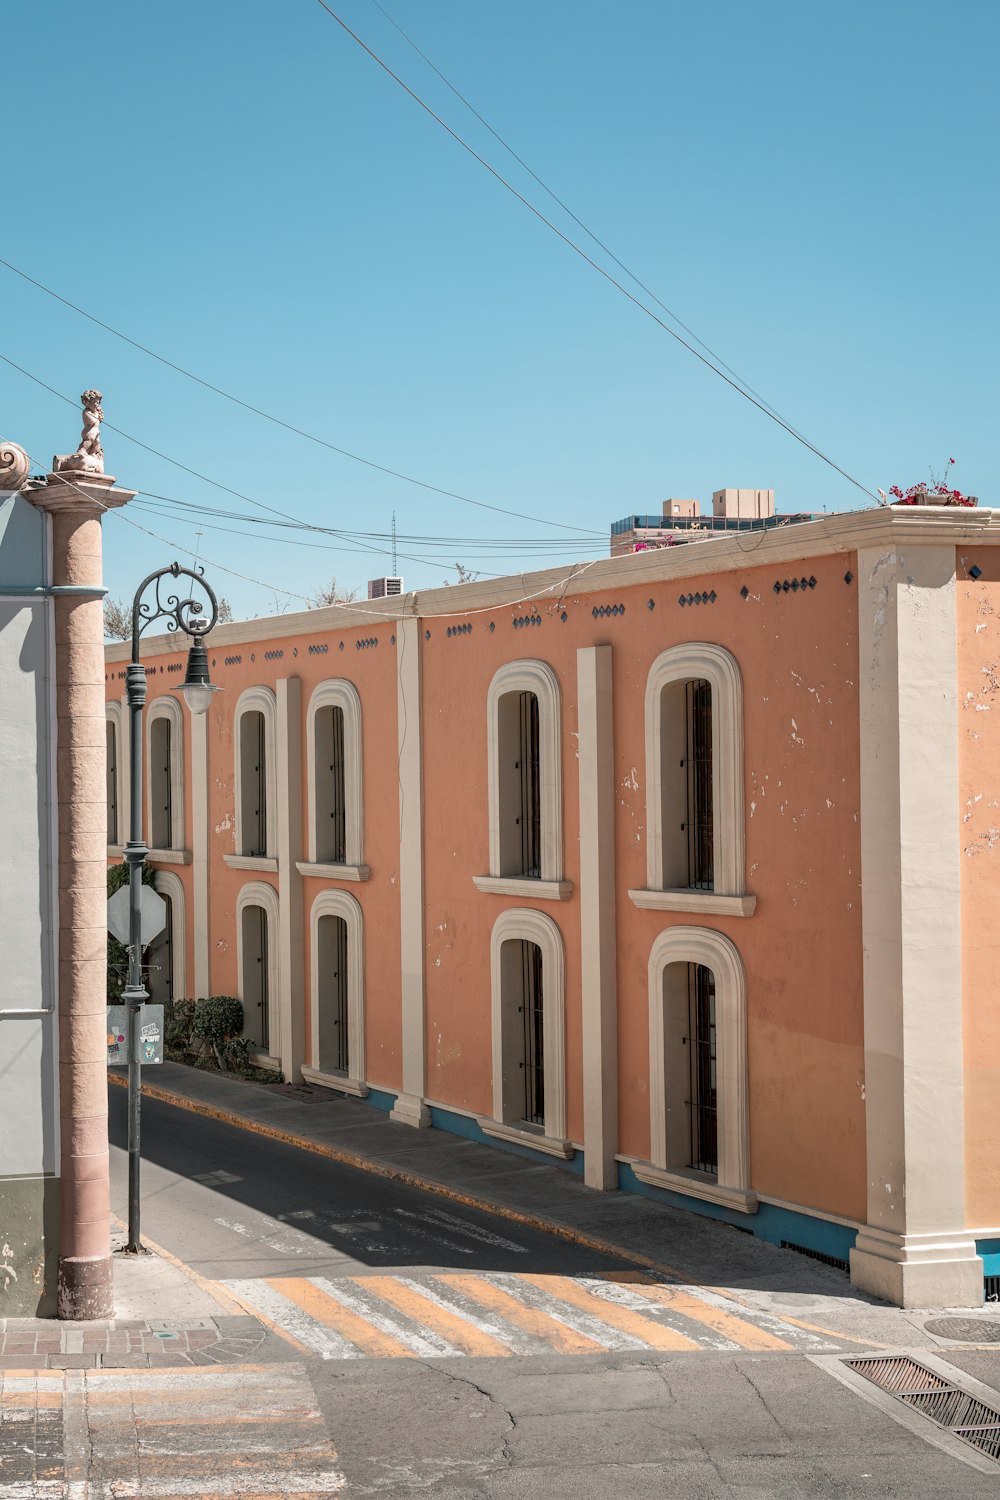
xmin=122 ymin=562 xmax=220 ymax=1253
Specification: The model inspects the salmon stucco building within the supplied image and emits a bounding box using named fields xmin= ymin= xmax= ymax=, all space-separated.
xmin=104 ymin=501 xmax=1000 ymax=1309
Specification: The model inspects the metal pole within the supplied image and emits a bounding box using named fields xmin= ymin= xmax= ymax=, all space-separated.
xmin=122 ymin=651 xmax=148 ymax=1254
xmin=116 ymin=562 xmax=218 ymax=1254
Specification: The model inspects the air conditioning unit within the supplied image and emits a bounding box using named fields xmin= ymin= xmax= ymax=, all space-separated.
xmin=367 ymin=576 xmax=403 ymax=600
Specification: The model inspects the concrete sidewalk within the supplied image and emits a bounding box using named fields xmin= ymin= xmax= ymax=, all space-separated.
xmin=0 ymin=1224 xmax=271 ymax=1371
xmin=110 ymin=1062 xmax=1000 ymax=1353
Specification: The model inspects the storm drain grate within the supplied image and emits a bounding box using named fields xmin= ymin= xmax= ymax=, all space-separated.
xmin=848 ymin=1356 xmax=1000 ymax=1461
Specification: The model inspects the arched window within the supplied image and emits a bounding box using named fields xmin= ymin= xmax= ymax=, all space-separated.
xmin=233 ymin=688 xmax=277 ymax=862
xmin=639 ymin=926 xmax=755 ymax=1213
xmin=146 ymin=696 xmax=185 ymax=854
xmin=630 ymin=643 xmax=754 ymax=916
xmin=147 ymin=870 xmax=187 ymax=1005
xmin=474 ymin=661 xmax=570 ymax=900
xmin=479 ymin=908 xmax=571 ymax=1156
xmin=303 ymin=889 xmax=366 ymax=1094
xmin=105 ymin=701 xmax=126 ymax=850
xmin=236 ymin=881 xmax=280 ymax=1060
xmin=301 ymin=681 xmax=366 ymax=878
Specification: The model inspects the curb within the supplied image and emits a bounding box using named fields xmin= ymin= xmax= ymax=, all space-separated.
xmin=109 ymin=1072 xmax=876 ymax=1347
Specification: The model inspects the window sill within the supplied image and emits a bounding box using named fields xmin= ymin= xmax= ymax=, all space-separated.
xmin=301 ymin=1064 xmax=369 ymax=1098
xmin=107 ymin=845 xmax=124 ymax=860
xmin=472 ymin=875 xmax=573 ymax=901
xmin=477 ymin=1117 xmax=576 ymax=1159
xmin=627 ymin=889 xmax=756 ymax=916
xmin=630 ymin=1160 xmax=758 ymax=1214
xmin=224 ymin=855 xmax=278 ymax=872
xmin=247 ymin=1049 xmax=282 ymax=1073
xmin=148 ymin=848 xmax=192 ymax=866
xmin=296 ymin=862 xmax=370 ymax=883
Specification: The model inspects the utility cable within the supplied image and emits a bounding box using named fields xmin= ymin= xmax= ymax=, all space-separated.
xmin=312 ymin=0 xmax=878 ymax=503
xmin=366 ymin=0 xmax=806 ymax=440
xmin=0 ymin=255 xmax=603 ymax=536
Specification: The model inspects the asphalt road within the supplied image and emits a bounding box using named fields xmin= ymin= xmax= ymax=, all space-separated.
xmin=108 ymin=1088 xmax=639 ymax=1281
xmin=108 ymin=1090 xmax=1000 ymax=1498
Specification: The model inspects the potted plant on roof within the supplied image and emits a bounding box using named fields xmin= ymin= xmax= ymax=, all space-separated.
xmin=880 ymin=458 xmax=978 ymax=508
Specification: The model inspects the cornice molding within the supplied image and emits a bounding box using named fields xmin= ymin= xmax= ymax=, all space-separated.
xmin=104 ymin=506 xmax=1000 ymax=660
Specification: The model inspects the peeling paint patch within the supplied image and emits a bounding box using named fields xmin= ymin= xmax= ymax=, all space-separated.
xmin=214 ymin=813 xmax=232 ymax=834
xmin=965 ymin=828 xmax=1000 ymax=857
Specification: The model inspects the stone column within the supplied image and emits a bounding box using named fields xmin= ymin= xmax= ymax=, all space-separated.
xmin=276 ymin=676 xmax=305 ymax=1083
xmin=391 ymin=615 xmax=430 ymax=1127
xmin=851 ymin=541 xmax=982 ymax=1307
xmin=27 ymin=471 xmax=134 ymax=1318
xmin=577 ymin=645 xmax=618 ymax=1189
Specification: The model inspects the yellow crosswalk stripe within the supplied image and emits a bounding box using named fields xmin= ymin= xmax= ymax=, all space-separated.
xmin=433 ymin=1273 xmax=606 ymax=1355
xmin=519 ymin=1273 xmax=702 ymax=1351
xmin=600 ymin=1272 xmax=794 ymax=1351
xmin=352 ymin=1275 xmax=513 ymax=1357
xmin=267 ymin=1276 xmax=416 ymax=1358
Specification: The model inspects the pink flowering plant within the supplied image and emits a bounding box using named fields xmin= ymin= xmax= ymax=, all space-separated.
xmin=883 ymin=458 xmax=977 ymax=508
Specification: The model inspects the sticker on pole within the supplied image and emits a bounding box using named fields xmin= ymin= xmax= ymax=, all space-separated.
xmin=107 ymin=885 xmax=167 ymax=948
xmin=107 ymin=1005 xmax=164 ymax=1066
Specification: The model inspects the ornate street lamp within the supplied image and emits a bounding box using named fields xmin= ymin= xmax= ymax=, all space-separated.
xmin=122 ymin=563 xmax=220 ymax=1253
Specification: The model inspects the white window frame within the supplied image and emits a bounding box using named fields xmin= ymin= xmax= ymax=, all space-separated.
xmin=629 ymin=642 xmax=754 ymax=916
xmin=478 ymin=906 xmax=572 ymax=1157
xmin=227 ymin=686 xmax=278 ymax=870
xmin=297 ymin=679 xmax=368 ymax=881
xmin=151 ymin=868 xmax=187 ymax=1002
xmin=146 ymin=695 xmax=186 ymax=858
xmin=105 ymin=700 xmax=126 ymax=854
xmin=637 ymin=925 xmax=756 ymax=1213
xmin=473 ymin=659 xmax=571 ymax=901
xmin=235 ymin=880 xmax=280 ymax=1066
xmin=301 ymin=888 xmax=367 ymax=1096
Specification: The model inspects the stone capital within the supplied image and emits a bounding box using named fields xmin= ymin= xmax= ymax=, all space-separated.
xmin=25 ymin=472 xmax=136 ymax=515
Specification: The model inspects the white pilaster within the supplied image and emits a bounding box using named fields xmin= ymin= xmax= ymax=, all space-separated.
xmin=391 ymin=616 xmax=430 ymax=1127
xmin=191 ymin=708 xmax=210 ymax=998
xmin=276 ymin=676 xmax=305 ymax=1083
xmin=577 ymin=645 xmax=618 ymax=1188
xmin=852 ymin=543 xmax=982 ymax=1307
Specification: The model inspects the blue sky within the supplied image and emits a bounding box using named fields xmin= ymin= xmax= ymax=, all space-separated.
xmin=4 ymin=0 xmax=997 ymax=616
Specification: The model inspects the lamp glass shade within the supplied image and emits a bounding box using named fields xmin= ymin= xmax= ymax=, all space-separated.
xmin=181 ymin=680 xmax=219 ymax=716
xmin=181 ymin=636 xmax=219 ymax=716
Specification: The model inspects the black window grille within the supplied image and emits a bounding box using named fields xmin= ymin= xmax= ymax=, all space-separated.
xmin=520 ymin=941 xmax=545 ymax=1127
xmin=257 ymin=906 xmax=270 ymax=1052
xmin=145 ymin=893 xmax=173 ymax=1006
xmin=328 ymin=915 xmax=349 ymax=1074
xmin=244 ymin=712 xmax=268 ymax=857
xmin=107 ymin=721 xmax=118 ymax=845
xmin=329 ymin=706 xmax=346 ymax=864
xmin=685 ymin=680 xmax=713 ymax=889
xmin=518 ymin=692 xmax=541 ymax=878
xmin=149 ymin=716 xmax=173 ymax=849
xmin=161 ymin=718 xmax=173 ymax=849
xmin=688 ymin=963 xmax=717 ymax=1174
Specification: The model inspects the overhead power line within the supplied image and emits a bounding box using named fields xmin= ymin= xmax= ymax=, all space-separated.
xmin=312 ymin=0 xmax=878 ymax=504
xmin=0 ymin=254 xmax=602 ymax=537
xmin=1 ymin=353 xmax=592 ymax=579
xmin=366 ymin=0 xmax=805 ymax=440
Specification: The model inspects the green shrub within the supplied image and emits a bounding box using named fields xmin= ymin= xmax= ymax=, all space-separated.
xmin=164 ymin=997 xmax=195 ymax=1054
xmin=161 ymin=993 xmax=282 ymax=1082
xmin=190 ymin=995 xmax=244 ymax=1044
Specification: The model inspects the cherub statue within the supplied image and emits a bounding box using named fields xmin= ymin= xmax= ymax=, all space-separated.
xmin=78 ymin=390 xmax=104 ymax=464
xmin=53 ymin=389 xmax=106 ymax=474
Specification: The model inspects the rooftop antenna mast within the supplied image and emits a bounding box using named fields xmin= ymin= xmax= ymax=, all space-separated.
xmin=391 ymin=511 xmax=397 ymax=576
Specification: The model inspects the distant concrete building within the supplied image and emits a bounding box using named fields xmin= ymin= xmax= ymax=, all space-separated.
xmin=610 ymin=488 xmax=814 ymax=556
xmin=368 ymin=576 xmax=404 ymax=600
